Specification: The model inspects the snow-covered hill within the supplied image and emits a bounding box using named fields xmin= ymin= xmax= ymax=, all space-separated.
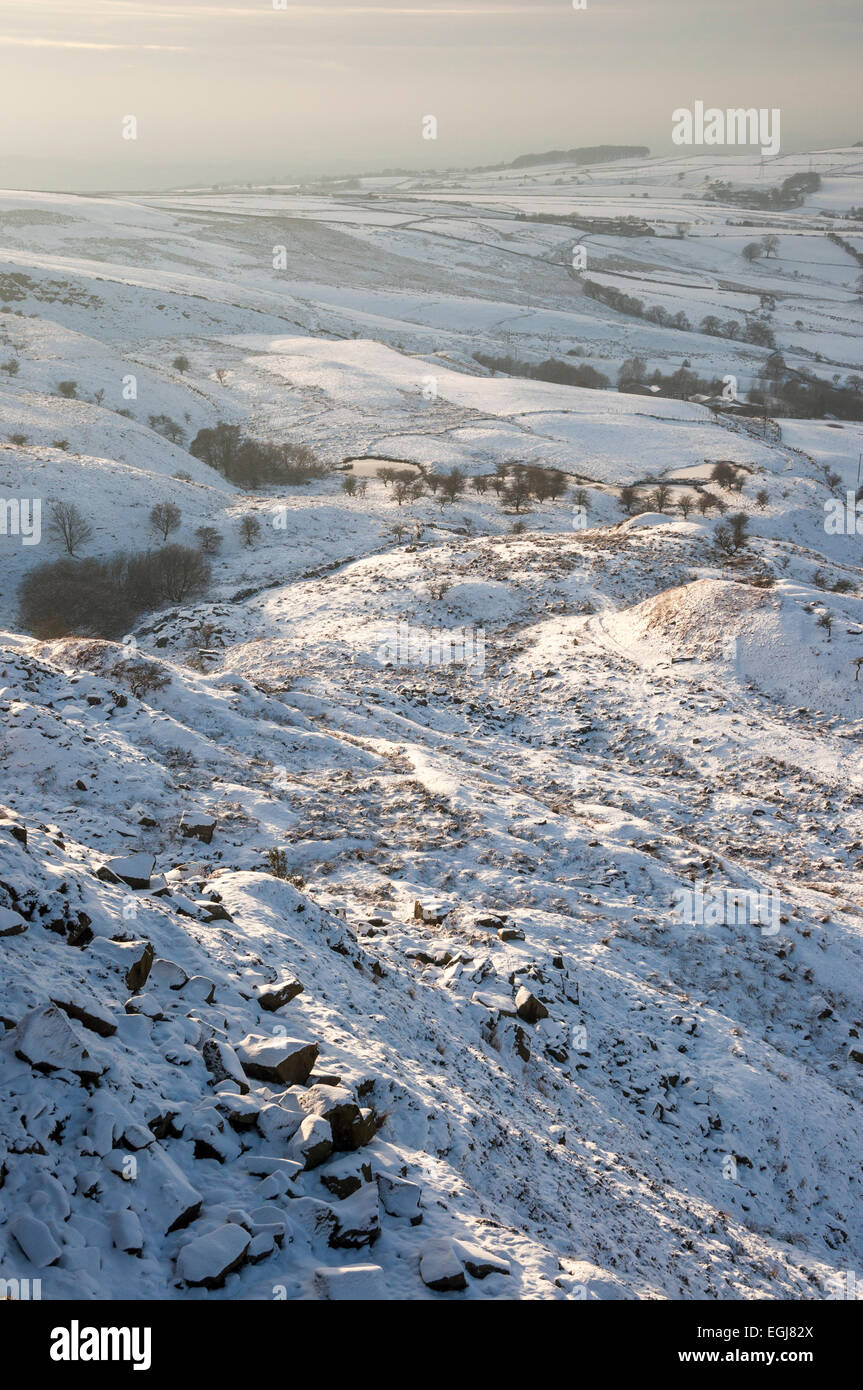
xmin=1 ymin=151 xmax=862 ymax=1301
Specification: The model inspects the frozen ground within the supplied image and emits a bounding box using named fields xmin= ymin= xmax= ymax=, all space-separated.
xmin=0 ymin=148 xmax=862 ymax=1302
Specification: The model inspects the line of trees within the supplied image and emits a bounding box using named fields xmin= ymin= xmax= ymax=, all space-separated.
xmin=583 ymin=278 xmax=775 ymax=347
xmin=189 ymin=424 xmax=329 ymax=488
xmin=473 ymin=352 xmax=609 ymax=389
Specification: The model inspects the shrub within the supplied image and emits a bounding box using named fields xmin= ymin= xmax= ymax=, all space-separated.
xmin=56 ymin=380 xmax=78 ymax=398
xmin=148 ymin=414 xmax=186 ymax=444
xmin=18 ymin=545 xmax=211 ymax=639
xmin=266 ymin=847 xmax=288 ymax=879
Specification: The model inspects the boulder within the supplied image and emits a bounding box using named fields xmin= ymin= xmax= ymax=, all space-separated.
xmin=287 ymin=1197 xmax=338 ymax=1243
xmin=202 ymin=1039 xmax=249 ymax=1094
xmin=319 ymin=1154 xmax=373 ymax=1201
xmin=51 ymin=991 xmax=117 ymax=1038
xmin=329 ymin=1182 xmax=381 ymax=1249
xmin=0 ymin=816 xmax=27 ymax=847
xmin=377 ymin=1173 xmax=423 ymax=1224
xmin=472 ymin=990 xmax=518 ymax=1017
xmin=420 ymin=1237 xmax=467 ymax=1292
xmin=148 ymin=1147 xmax=202 ymax=1234
xmin=13 ymin=1005 xmax=103 ymax=1085
xmin=0 ymin=906 xmax=27 ymax=937
xmin=148 ymin=957 xmax=188 ymax=991
xmin=96 ymin=853 xmax=154 ymax=889
xmin=235 ymin=1034 xmax=318 ymax=1086
xmin=258 ymin=977 xmax=304 ymax=1012
xmin=453 ymin=1238 xmax=511 ymax=1279
xmin=256 ymin=1096 xmax=304 ymax=1144
xmin=176 ymin=1223 xmax=250 ymax=1288
xmin=515 ymin=985 xmax=549 ymax=1024
xmin=288 ymin=1114 xmax=333 ymax=1170
xmin=9 ymin=1212 xmax=62 ymax=1268
xmin=297 ymin=1084 xmax=361 ymax=1150
xmin=238 ymin=1154 xmax=303 ymax=1183
xmin=109 ymin=1208 xmax=144 ymax=1255
xmin=313 ymin=1265 xmax=386 ymax=1300
xmin=179 ymin=812 xmax=216 ymax=845
xmin=183 ymin=975 xmax=216 ymax=1004
xmin=124 ymin=942 xmax=154 ymax=993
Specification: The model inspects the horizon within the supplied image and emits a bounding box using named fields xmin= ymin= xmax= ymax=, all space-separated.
xmin=0 ymin=0 xmax=860 ymax=193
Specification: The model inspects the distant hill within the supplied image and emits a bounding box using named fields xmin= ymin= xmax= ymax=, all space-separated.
xmin=508 ymin=144 xmax=649 ymax=170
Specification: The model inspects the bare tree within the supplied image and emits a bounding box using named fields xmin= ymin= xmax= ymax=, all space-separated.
xmin=649 ymin=482 xmax=673 ymax=511
xmin=149 ymin=502 xmax=182 ymax=542
xmin=239 ymin=514 xmax=261 ymax=547
xmin=195 ymin=525 xmax=223 ymax=555
xmin=48 ymin=501 xmax=92 ymax=556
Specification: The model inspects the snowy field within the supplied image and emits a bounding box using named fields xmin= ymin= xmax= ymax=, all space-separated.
xmin=1 ymin=148 xmax=862 ymax=1302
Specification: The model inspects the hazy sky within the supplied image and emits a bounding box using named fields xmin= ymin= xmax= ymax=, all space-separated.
xmin=0 ymin=0 xmax=860 ymax=190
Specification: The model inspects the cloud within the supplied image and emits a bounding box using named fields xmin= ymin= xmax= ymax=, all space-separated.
xmin=0 ymin=36 xmax=187 ymax=50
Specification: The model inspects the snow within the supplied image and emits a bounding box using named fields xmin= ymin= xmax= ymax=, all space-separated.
xmin=1 ymin=147 xmax=862 ymax=1303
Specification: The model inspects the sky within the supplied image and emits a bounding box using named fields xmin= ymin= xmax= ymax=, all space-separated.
xmin=0 ymin=0 xmax=860 ymax=190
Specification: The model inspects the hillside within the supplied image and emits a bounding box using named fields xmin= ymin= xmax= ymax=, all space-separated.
xmin=1 ymin=148 xmax=862 ymax=1303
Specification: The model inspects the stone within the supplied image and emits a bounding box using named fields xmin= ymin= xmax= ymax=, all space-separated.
xmin=420 ymin=1237 xmax=467 ymax=1292
xmin=319 ymin=1153 xmax=373 ymax=1200
xmin=97 ymin=853 xmax=154 ymax=889
xmin=239 ymin=1154 xmax=303 ymax=1182
xmin=472 ymin=990 xmax=518 ymax=1017
xmin=9 ymin=1212 xmax=62 ymax=1268
xmin=176 ymin=1223 xmax=250 ymax=1288
xmin=258 ymin=977 xmax=304 ymax=1011
xmin=288 ymin=1114 xmax=333 ymax=1170
xmin=124 ymin=994 xmax=163 ymax=1020
xmin=179 ymin=812 xmax=216 ymax=845
xmin=51 ymin=992 xmax=117 ymax=1038
xmin=149 ymin=957 xmax=188 ymax=991
xmin=247 ymin=1230 xmax=275 ymax=1263
xmin=0 ymin=817 xmax=27 ymax=847
xmin=0 ymin=906 xmax=27 ymax=937
xmin=202 ymin=1039 xmax=249 ymax=1094
xmin=329 ymin=1182 xmax=381 ymax=1249
xmin=235 ymin=1033 xmax=318 ymax=1086
xmin=297 ymin=1084 xmax=361 ymax=1150
xmin=13 ymin=1005 xmax=103 ymax=1085
xmin=313 ymin=1265 xmax=386 ymax=1300
xmin=287 ymin=1197 xmax=338 ymax=1243
xmin=183 ymin=975 xmax=216 ymax=1004
xmin=195 ymin=900 xmax=233 ymax=923
xmin=256 ymin=1097 xmax=304 ymax=1145
xmin=109 ymin=1208 xmax=144 ymax=1255
xmin=148 ymin=1147 xmax=202 ymax=1235
xmin=377 ymin=1173 xmax=423 ymax=1224
xmin=124 ymin=942 xmax=154 ymax=993
xmin=515 ymin=985 xmax=549 ymax=1024
xmin=454 ymin=1238 xmax=511 ymax=1279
